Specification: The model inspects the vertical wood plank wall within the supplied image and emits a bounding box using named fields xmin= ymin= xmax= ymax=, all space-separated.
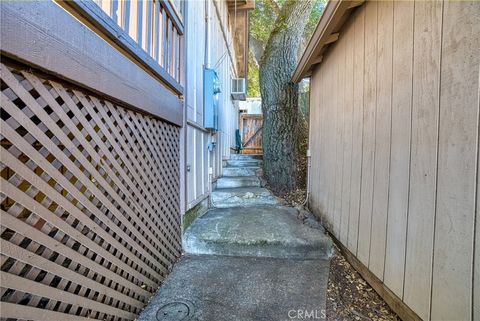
xmin=308 ymin=1 xmax=480 ymax=320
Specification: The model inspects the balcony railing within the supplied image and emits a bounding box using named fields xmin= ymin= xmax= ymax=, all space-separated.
xmin=63 ymin=0 xmax=184 ymax=94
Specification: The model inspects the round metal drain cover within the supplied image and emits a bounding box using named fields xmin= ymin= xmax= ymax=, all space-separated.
xmin=156 ymin=302 xmax=191 ymax=321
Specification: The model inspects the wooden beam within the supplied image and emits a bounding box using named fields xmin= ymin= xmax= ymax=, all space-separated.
xmin=228 ymin=0 xmax=255 ymax=11
xmin=312 ymin=55 xmax=323 ymax=65
xmin=347 ymin=0 xmax=365 ymax=9
xmin=292 ymin=0 xmax=366 ymax=83
xmin=0 ymin=1 xmax=183 ymax=125
xmin=59 ymin=0 xmax=183 ymax=95
xmin=292 ymin=0 xmax=352 ymax=82
xmin=161 ymin=0 xmax=184 ymax=35
xmin=325 ymin=33 xmax=340 ymax=45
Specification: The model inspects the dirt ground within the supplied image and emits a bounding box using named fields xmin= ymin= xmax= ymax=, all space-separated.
xmin=281 ymin=189 xmax=399 ymax=321
xmin=326 ymin=243 xmax=399 ymax=321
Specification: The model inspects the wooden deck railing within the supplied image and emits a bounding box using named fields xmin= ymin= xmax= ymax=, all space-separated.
xmin=63 ymin=0 xmax=184 ymax=94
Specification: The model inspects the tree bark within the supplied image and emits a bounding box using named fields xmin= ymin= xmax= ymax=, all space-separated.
xmin=259 ymin=0 xmax=314 ymax=195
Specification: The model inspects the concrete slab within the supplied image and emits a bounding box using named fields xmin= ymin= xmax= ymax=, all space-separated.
xmin=222 ymin=166 xmax=262 ymax=177
xmin=137 ymin=255 xmax=330 ymax=321
xmin=184 ymin=205 xmax=332 ymax=259
xmin=211 ymin=187 xmax=279 ymax=208
xmin=216 ymin=176 xmax=261 ymax=189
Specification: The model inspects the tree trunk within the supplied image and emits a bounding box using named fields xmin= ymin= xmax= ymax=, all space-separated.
xmin=259 ymin=0 xmax=314 ymax=195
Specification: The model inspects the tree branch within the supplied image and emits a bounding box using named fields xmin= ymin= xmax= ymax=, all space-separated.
xmin=264 ymin=0 xmax=281 ymax=17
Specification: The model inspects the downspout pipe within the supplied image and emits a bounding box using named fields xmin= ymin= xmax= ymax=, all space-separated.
xmin=204 ymin=0 xmax=214 ymax=200
xmin=301 ymin=83 xmax=312 ymax=208
xmin=205 ymin=0 xmax=210 ymax=68
xmin=181 ymin=0 xmax=189 ymax=220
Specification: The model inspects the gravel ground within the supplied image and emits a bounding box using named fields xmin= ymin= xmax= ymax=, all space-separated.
xmin=326 ymin=243 xmax=399 ymax=321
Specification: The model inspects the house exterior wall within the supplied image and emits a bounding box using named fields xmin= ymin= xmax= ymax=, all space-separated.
xmin=184 ymin=0 xmax=239 ymax=211
xmin=307 ymin=1 xmax=480 ymax=320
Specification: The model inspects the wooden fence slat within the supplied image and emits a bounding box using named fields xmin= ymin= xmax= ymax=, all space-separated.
xmin=115 ymin=108 xmax=181 ymax=233
xmin=0 ymin=64 xmax=181 ymax=320
xmin=48 ymin=84 xmax=179 ymax=262
xmin=0 ymin=112 xmax=166 ymax=283
xmin=0 ymin=112 xmax=168 ymax=281
xmin=0 ymin=302 xmax=93 ymax=321
xmin=0 ymin=161 xmax=157 ymax=289
xmin=119 ymin=107 xmax=181 ymax=227
xmin=357 ymin=0 xmax=378 ymax=266
xmin=0 ymin=272 xmax=136 ymax=320
xmin=0 ymin=69 xmax=175 ymax=271
xmin=1 ymin=241 xmax=142 ymax=308
xmin=383 ymin=0 xmax=414 ymax=298
xmin=341 ymin=22 xmax=354 ymax=246
xmin=0 ymin=207 xmax=149 ymax=301
xmin=22 ymin=72 xmax=169 ymax=278
xmin=431 ymin=1 xmax=480 ymax=319
xmin=369 ymin=0 xmax=393 ymax=279
xmin=240 ymin=114 xmax=263 ymax=154
xmin=97 ymin=98 xmax=180 ymax=238
xmin=43 ymin=77 xmax=179 ymax=250
xmin=326 ymin=54 xmax=336 ymax=232
xmin=65 ymin=85 xmax=180 ymax=247
xmin=347 ymin=7 xmax=365 ymax=255
xmin=84 ymin=94 xmax=181 ymax=247
xmin=403 ymin=1 xmax=443 ymax=319
xmin=334 ymin=38 xmax=344 ymax=238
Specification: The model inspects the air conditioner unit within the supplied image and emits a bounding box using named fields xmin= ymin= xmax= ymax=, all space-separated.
xmin=231 ymin=78 xmax=246 ymax=101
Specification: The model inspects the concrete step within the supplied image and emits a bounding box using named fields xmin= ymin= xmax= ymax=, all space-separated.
xmin=230 ymin=154 xmax=263 ymax=160
xmin=211 ymin=187 xmax=278 ymax=208
xmin=225 ymin=159 xmax=263 ymax=167
xmin=184 ymin=205 xmax=332 ymax=259
xmin=216 ymin=176 xmax=261 ymax=189
xmin=222 ymin=166 xmax=262 ymax=177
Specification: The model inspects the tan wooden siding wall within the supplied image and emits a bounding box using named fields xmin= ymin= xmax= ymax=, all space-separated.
xmin=0 ymin=63 xmax=182 ymax=320
xmin=308 ymin=1 xmax=480 ymax=320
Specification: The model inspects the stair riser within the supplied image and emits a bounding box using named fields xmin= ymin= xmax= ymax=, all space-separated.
xmin=212 ymin=199 xmax=278 ymax=208
xmin=216 ymin=178 xmax=261 ymax=189
xmin=225 ymin=160 xmax=263 ymax=167
xmin=184 ymin=241 xmax=332 ymax=259
xmin=211 ymin=192 xmax=278 ymax=208
xmin=223 ymin=167 xmax=263 ymax=177
xmin=230 ymin=154 xmax=263 ymax=160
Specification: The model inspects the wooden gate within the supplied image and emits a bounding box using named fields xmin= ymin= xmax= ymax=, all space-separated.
xmin=240 ymin=114 xmax=263 ymax=154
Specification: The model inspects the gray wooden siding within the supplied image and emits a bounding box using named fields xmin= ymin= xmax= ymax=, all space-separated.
xmin=0 ymin=0 xmax=183 ymax=125
xmin=185 ymin=0 xmax=239 ymax=210
xmin=308 ymin=1 xmax=480 ymax=320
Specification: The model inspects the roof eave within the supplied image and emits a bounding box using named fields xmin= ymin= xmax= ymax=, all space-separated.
xmin=292 ymin=0 xmax=365 ymax=83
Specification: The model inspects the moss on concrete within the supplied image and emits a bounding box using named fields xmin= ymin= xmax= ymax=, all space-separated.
xmin=182 ymin=199 xmax=208 ymax=233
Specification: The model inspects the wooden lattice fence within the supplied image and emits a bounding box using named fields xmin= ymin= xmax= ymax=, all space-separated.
xmin=0 ymin=62 xmax=182 ymax=320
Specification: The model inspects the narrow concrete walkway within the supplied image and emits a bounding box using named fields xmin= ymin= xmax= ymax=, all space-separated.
xmin=139 ymin=155 xmax=332 ymax=321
